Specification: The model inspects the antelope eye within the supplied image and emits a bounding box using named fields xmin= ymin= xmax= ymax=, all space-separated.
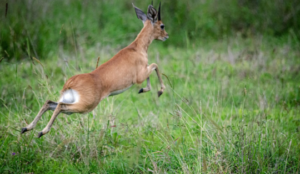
xmin=160 ymin=24 xmax=164 ymax=30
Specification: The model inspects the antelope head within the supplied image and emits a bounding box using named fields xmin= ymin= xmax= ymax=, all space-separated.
xmin=133 ymin=2 xmax=169 ymax=41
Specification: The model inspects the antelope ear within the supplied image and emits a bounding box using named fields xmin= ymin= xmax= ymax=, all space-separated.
xmin=132 ymin=3 xmax=147 ymax=23
xmin=147 ymin=5 xmax=158 ymax=24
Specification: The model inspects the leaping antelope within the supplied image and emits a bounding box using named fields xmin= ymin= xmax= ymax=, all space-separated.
xmin=21 ymin=2 xmax=168 ymax=138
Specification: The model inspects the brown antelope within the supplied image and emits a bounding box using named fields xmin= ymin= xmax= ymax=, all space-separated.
xmin=21 ymin=2 xmax=168 ymax=138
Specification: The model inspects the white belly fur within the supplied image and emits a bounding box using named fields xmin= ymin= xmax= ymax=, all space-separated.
xmin=109 ymin=85 xmax=132 ymax=96
xmin=59 ymin=89 xmax=79 ymax=104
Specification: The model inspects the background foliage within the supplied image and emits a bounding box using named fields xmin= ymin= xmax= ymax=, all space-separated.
xmin=1 ymin=0 xmax=299 ymax=60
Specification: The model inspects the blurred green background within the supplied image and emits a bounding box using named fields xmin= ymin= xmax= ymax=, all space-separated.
xmin=1 ymin=0 xmax=299 ymax=60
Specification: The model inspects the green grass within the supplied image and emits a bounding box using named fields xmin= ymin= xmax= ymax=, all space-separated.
xmin=1 ymin=35 xmax=300 ymax=173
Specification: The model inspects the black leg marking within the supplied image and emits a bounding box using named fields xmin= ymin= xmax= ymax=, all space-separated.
xmin=38 ymin=132 xmax=44 ymax=138
xmin=48 ymin=101 xmax=58 ymax=111
xmin=158 ymin=91 xmax=163 ymax=97
xmin=138 ymin=88 xmax=144 ymax=94
xmin=21 ymin=128 xmax=28 ymax=134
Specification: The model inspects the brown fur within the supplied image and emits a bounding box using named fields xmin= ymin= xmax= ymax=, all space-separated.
xmin=61 ymin=20 xmax=168 ymax=113
xmin=22 ymin=10 xmax=168 ymax=137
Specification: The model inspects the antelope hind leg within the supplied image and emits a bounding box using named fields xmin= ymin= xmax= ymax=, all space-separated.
xmin=38 ymin=102 xmax=73 ymax=138
xmin=21 ymin=100 xmax=57 ymax=134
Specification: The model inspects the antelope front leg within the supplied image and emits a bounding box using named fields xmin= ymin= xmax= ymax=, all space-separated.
xmin=138 ymin=77 xmax=151 ymax=94
xmin=21 ymin=100 xmax=57 ymax=134
xmin=151 ymin=64 xmax=166 ymax=97
xmin=138 ymin=63 xmax=165 ymax=97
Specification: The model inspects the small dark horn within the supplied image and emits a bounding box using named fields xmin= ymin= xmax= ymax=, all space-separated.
xmin=158 ymin=2 xmax=161 ymax=20
xmin=151 ymin=1 xmax=153 ymax=6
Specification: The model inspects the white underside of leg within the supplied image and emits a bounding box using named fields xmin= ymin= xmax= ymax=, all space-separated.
xmin=109 ymin=85 xmax=132 ymax=96
xmin=59 ymin=89 xmax=79 ymax=104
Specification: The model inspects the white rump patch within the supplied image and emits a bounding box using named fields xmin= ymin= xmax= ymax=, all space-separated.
xmin=59 ymin=89 xmax=79 ymax=104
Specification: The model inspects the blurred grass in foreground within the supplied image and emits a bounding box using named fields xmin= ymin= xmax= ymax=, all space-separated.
xmin=0 ymin=35 xmax=300 ymax=173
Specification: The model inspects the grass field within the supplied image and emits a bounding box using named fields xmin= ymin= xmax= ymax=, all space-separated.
xmin=1 ymin=34 xmax=300 ymax=173
xmin=1 ymin=0 xmax=300 ymax=173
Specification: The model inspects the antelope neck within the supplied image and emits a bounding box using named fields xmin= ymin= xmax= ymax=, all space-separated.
xmin=131 ymin=20 xmax=154 ymax=53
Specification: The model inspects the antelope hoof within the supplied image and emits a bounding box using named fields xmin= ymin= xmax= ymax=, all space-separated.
xmin=38 ymin=132 xmax=44 ymax=138
xmin=21 ymin=128 xmax=28 ymax=134
xmin=158 ymin=91 xmax=163 ymax=97
xmin=138 ymin=88 xmax=144 ymax=94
